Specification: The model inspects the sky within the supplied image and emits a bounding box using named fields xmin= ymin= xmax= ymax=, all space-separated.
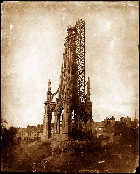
xmin=1 ymin=1 xmax=139 ymax=128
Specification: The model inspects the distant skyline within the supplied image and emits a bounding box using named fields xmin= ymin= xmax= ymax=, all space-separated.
xmin=1 ymin=1 xmax=139 ymax=128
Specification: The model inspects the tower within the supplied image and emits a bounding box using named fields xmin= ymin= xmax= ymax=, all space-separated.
xmin=43 ymin=19 xmax=92 ymax=140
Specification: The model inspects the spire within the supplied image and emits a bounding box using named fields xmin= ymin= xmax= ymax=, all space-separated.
xmin=61 ymin=63 xmax=63 ymax=73
xmin=135 ymin=108 xmax=137 ymax=120
xmin=47 ymin=79 xmax=51 ymax=96
xmin=87 ymin=76 xmax=90 ymax=101
xmin=47 ymin=79 xmax=52 ymax=101
xmin=48 ymin=79 xmax=51 ymax=92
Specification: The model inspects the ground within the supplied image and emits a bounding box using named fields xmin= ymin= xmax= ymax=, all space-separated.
xmin=1 ymin=136 xmax=139 ymax=173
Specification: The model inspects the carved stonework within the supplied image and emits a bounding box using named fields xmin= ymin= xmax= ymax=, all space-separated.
xmin=43 ymin=19 xmax=92 ymax=141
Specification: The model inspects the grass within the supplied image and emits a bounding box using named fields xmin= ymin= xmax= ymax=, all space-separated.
xmin=1 ymin=136 xmax=139 ymax=172
xmin=1 ymin=141 xmax=51 ymax=172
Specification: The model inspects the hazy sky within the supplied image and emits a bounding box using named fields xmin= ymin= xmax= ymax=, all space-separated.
xmin=1 ymin=1 xmax=139 ymax=128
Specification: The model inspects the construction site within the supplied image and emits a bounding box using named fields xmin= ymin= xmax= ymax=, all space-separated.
xmin=2 ymin=19 xmax=139 ymax=173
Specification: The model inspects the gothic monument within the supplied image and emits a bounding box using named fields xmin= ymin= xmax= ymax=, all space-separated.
xmin=43 ymin=19 xmax=92 ymax=141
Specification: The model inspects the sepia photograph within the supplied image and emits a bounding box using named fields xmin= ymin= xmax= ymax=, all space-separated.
xmin=1 ymin=1 xmax=139 ymax=172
